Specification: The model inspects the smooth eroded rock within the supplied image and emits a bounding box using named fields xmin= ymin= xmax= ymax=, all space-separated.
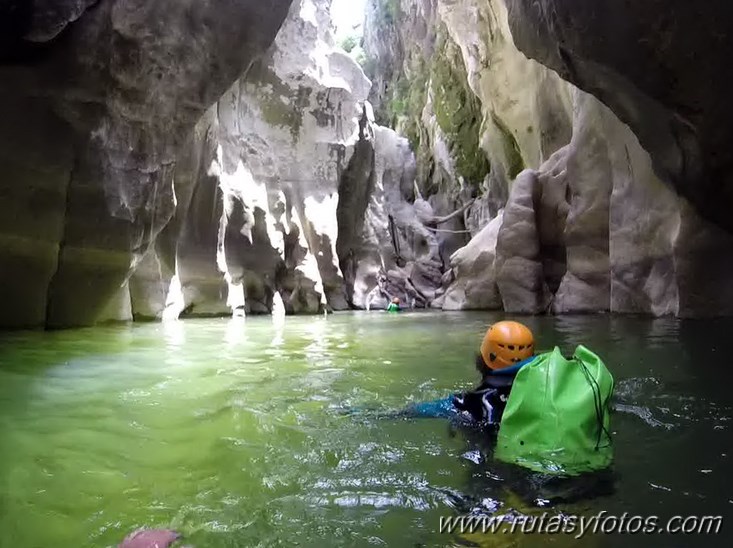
xmin=0 ymin=0 xmax=294 ymax=328
xmin=505 ymin=0 xmax=733 ymax=234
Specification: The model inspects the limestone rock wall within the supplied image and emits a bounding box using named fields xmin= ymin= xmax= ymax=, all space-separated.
xmin=441 ymin=90 xmax=733 ymax=318
xmin=505 ymin=0 xmax=733 ymax=236
xmin=3 ymin=0 xmax=732 ymax=328
xmin=128 ymin=0 xmax=432 ymax=318
xmin=212 ymin=0 xmax=373 ymax=315
xmin=364 ymin=0 xmax=573 ymax=214
xmin=365 ymin=0 xmax=733 ymax=317
xmin=0 ymin=0 xmax=294 ymax=328
xmin=337 ymin=122 xmax=444 ymax=311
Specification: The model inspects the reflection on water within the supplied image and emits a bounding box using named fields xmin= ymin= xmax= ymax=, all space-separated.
xmin=164 ymin=318 xmax=187 ymax=350
xmin=0 ymin=312 xmax=732 ymax=547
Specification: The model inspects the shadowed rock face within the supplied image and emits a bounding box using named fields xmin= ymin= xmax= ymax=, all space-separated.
xmin=126 ymin=0 xmax=382 ymax=319
xmin=505 ymin=0 xmax=733 ymax=234
xmin=337 ymin=122 xmax=443 ymax=311
xmin=361 ymin=0 xmax=733 ymax=318
xmin=443 ymin=91 xmax=733 ymax=318
xmin=25 ymin=1 xmax=100 ymax=43
xmin=0 ymin=0 xmax=294 ymax=328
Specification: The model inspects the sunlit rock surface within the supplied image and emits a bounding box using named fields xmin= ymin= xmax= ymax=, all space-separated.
xmin=2 ymin=0 xmax=733 ymax=328
xmin=505 ymin=0 xmax=733 ymax=235
xmin=0 ymin=0 xmax=294 ymax=328
xmin=130 ymin=0 xmax=374 ymax=317
xmin=442 ymin=91 xmax=733 ymax=317
xmin=365 ymin=0 xmax=733 ymax=317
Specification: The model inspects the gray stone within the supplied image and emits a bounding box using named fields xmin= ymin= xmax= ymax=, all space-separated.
xmin=363 ymin=0 xmax=733 ymax=319
xmin=441 ymin=211 xmax=504 ymax=311
xmin=505 ymin=0 xmax=733 ymax=234
xmin=552 ymin=92 xmax=612 ymax=314
xmin=0 ymin=0 xmax=294 ymax=328
xmin=495 ymin=170 xmax=552 ymax=313
xmin=179 ymin=0 xmax=371 ymax=316
xmin=340 ymin=125 xmax=443 ymax=309
xmin=26 ymin=0 xmax=99 ymax=42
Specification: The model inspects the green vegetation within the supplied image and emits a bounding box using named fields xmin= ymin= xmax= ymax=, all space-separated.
xmin=339 ymin=34 xmax=358 ymax=54
xmin=492 ymin=112 xmax=525 ymax=179
xmin=369 ymin=12 xmax=492 ymax=192
xmin=430 ymin=34 xmax=491 ymax=187
xmin=381 ymin=0 xmax=400 ymax=24
xmin=339 ymin=33 xmax=368 ymax=72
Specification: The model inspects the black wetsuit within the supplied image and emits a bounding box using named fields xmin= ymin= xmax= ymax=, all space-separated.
xmin=373 ymin=359 xmax=529 ymax=424
xmin=451 ymin=373 xmax=515 ymax=426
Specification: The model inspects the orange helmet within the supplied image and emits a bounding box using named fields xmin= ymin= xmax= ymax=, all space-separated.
xmin=480 ymin=321 xmax=534 ymax=370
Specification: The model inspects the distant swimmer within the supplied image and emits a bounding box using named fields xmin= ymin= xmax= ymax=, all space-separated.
xmin=386 ymin=296 xmax=402 ymax=312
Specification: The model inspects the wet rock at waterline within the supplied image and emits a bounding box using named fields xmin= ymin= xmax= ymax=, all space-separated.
xmin=439 ymin=92 xmax=733 ymax=317
xmin=0 ymin=0 xmax=294 ymax=328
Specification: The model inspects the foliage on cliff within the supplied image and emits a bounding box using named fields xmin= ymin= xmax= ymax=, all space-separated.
xmin=431 ymin=31 xmax=491 ymax=187
xmin=368 ymin=3 xmax=489 ymax=193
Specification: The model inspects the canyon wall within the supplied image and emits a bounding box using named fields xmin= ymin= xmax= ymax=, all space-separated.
xmin=0 ymin=0 xmax=294 ymax=328
xmin=1 ymin=0 xmax=732 ymax=328
xmin=124 ymin=0 xmax=443 ymax=319
xmin=364 ymin=0 xmax=733 ymax=317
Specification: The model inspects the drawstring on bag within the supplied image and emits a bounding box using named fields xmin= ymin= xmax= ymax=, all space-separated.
xmin=495 ymin=346 xmax=615 ymax=476
xmin=577 ymin=357 xmax=613 ymax=451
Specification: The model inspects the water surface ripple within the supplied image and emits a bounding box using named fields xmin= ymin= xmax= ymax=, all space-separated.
xmin=1 ymin=312 xmax=731 ymax=547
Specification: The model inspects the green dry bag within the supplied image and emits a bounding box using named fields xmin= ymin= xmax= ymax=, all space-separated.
xmin=495 ymin=345 xmax=614 ymax=476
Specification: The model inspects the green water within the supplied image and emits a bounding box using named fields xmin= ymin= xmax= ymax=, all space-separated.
xmin=1 ymin=312 xmax=731 ymax=547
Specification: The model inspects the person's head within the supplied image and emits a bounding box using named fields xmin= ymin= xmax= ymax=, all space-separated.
xmin=391 ymin=297 xmax=400 ymax=305
xmin=476 ymin=320 xmax=534 ymax=376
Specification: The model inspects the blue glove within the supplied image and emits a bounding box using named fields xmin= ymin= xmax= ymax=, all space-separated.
xmin=402 ymin=396 xmax=458 ymax=419
xmin=336 ymin=396 xmax=459 ymax=420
